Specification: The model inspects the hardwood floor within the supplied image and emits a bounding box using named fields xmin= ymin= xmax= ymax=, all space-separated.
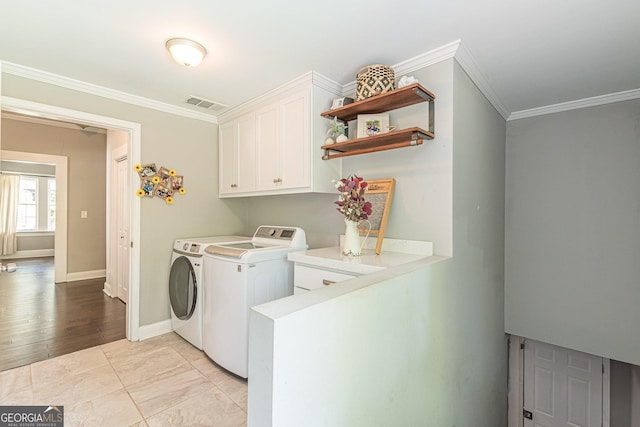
xmin=0 ymin=257 xmax=126 ymax=371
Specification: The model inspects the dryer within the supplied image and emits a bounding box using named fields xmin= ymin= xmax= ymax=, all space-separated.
xmin=202 ymin=225 xmax=307 ymax=378
xmin=169 ymin=235 xmax=247 ymax=349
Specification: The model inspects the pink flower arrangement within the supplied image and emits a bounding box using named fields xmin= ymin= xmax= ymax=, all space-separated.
xmin=334 ymin=175 xmax=372 ymax=222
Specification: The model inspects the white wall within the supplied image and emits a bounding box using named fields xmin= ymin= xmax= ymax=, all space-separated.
xmin=505 ymin=99 xmax=640 ymax=366
xmin=248 ymin=59 xmax=507 ymax=426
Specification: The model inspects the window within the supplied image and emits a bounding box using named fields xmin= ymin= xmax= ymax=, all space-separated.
xmin=16 ymin=175 xmax=56 ymax=232
xmin=17 ymin=177 xmax=38 ymax=231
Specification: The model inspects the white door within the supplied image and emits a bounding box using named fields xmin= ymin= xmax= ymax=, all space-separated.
xmin=116 ymin=156 xmax=129 ymax=304
xmin=524 ymin=339 xmax=603 ymax=427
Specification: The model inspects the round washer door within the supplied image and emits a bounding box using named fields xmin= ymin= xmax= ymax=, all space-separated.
xmin=169 ymin=255 xmax=197 ymax=320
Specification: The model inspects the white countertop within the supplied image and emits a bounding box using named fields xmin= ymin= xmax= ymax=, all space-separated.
xmin=287 ymin=238 xmax=434 ymax=275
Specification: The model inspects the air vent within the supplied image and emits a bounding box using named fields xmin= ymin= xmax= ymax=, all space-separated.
xmin=184 ymin=96 xmax=228 ymax=112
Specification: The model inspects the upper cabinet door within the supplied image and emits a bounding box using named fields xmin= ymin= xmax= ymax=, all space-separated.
xmin=219 ymin=112 xmax=256 ymax=195
xmin=255 ymin=103 xmax=279 ymax=191
xmin=278 ymin=89 xmax=310 ymax=190
xmin=219 ymin=121 xmax=238 ymax=195
xmin=235 ymin=112 xmax=256 ymax=192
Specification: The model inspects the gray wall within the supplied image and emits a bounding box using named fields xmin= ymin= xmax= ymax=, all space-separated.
xmin=1 ymin=72 xmax=248 ymax=325
xmin=2 ymin=119 xmax=107 ymax=272
xmin=505 ymin=99 xmax=640 ymax=365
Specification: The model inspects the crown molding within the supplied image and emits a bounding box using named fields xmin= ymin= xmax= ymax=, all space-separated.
xmin=454 ymin=41 xmax=510 ymax=119
xmin=341 ymin=40 xmax=462 ymax=98
xmin=0 ymin=61 xmax=218 ymax=124
xmin=339 ymin=40 xmax=510 ymax=120
xmin=394 ymin=39 xmax=461 ymax=76
xmin=218 ymin=71 xmax=343 ymax=121
xmin=508 ymin=87 xmax=640 ymax=121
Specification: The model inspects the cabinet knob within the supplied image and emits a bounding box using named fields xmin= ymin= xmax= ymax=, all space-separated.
xmin=273 ymin=178 xmax=282 ymax=183
xmin=322 ymin=279 xmax=336 ymax=286
xmin=231 ymin=184 xmax=237 ymax=188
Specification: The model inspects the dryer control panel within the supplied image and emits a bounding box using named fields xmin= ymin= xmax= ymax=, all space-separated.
xmin=181 ymin=242 xmax=202 ymax=253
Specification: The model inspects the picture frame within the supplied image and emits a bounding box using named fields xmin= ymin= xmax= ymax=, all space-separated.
xmin=157 ymin=167 xmax=172 ymax=187
xmin=140 ymin=179 xmax=156 ymax=197
xmin=330 ymin=97 xmax=354 ymax=110
xmin=153 ymin=184 xmax=174 ymax=200
xmin=357 ymin=113 xmax=389 ymax=138
xmin=138 ymin=163 xmax=158 ymax=178
xmin=360 ymin=178 xmax=395 ymax=255
xmin=170 ymin=175 xmax=184 ymax=191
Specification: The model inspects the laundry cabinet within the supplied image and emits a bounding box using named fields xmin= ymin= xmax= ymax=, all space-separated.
xmin=218 ymin=72 xmax=342 ymax=198
xmin=219 ymin=112 xmax=256 ymax=194
xmin=292 ymin=264 xmax=357 ymax=294
xmin=288 ymin=240 xmax=435 ymax=294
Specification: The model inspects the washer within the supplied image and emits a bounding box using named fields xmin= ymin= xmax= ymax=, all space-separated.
xmin=169 ymin=235 xmax=247 ymax=350
xmin=202 ymin=225 xmax=307 ymax=378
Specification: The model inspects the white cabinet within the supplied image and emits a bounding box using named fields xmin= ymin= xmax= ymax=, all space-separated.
xmin=293 ymin=264 xmax=357 ymax=294
xmin=218 ymin=72 xmax=341 ymax=198
xmin=219 ymin=112 xmax=256 ymax=195
xmin=254 ymin=90 xmax=310 ymax=192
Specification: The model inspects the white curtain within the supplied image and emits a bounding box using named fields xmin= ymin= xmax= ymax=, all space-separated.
xmin=0 ymin=174 xmax=20 ymax=255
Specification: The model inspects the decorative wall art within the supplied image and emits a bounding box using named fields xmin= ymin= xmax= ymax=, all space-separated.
xmin=134 ymin=163 xmax=186 ymax=204
xmin=362 ymin=178 xmax=395 ymax=255
xmin=357 ymin=113 xmax=390 ymax=138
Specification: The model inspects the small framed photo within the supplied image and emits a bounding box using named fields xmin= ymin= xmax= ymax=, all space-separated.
xmin=138 ymin=163 xmax=158 ymax=178
xmin=157 ymin=167 xmax=172 ymax=187
xmin=170 ymin=175 xmax=184 ymax=191
xmin=140 ymin=179 xmax=156 ymax=197
xmin=331 ymin=97 xmax=354 ymax=110
xmin=153 ymin=184 xmax=174 ymax=200
xmin=357 ymin=113 xmax=389 ymax=138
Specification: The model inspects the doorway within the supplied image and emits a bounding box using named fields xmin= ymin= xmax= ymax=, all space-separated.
xmin=509 ymin=336 xmax=610 ymax=427
xmin=0 ymin=150 xmax=67 ymax=283
xmin=2 ymin=96 xmax=142 ymax=341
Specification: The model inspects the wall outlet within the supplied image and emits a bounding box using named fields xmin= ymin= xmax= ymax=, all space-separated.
xmin=81 ymin=211 xmax=88 ymax=219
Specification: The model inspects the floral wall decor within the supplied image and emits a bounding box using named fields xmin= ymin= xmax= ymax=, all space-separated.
xmin=134 ymin=163 xmax=185 ymax=204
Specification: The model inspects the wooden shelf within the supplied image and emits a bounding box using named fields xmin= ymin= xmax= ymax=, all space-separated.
xmin=320 ymin=83 xmax=435 ymax=160
xmin=320 ymin=83 xmax=435 ymax=122
xmin=321 ymin=127 xmax=433 ymax=160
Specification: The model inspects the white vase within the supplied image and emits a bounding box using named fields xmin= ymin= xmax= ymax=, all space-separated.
xmin=343 ymin=219 xmax=362 ymax=256
xmin=343 ymin=219 xmax=371 ymax=256
xmin=336 ymin=134 xmax=348 ymax=143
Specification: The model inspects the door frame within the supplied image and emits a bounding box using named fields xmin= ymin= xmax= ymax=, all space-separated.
xmin=2 ymin=95 xmax=142 ymax=341
xmin=507 ymin=335 xmax=610 ymax=427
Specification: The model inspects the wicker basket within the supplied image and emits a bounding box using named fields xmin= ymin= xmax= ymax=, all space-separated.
xmin=356 ymin=64 xmax=395 ymax=101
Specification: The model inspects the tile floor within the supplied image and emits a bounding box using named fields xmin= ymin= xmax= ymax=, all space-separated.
xmin=0 ymin=332 xmax=247 ymax=426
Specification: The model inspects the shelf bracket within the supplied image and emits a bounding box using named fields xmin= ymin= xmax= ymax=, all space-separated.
xmin=428 ymin=99 xmax=435 ymax=134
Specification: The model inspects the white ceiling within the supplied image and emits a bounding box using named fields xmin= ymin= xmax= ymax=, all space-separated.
xmin=0 ymin=0 xmax=638 ymax=119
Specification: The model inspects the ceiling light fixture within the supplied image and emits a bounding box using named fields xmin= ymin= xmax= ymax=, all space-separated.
xmin=166 ymin=38 xmax=207 ymax=67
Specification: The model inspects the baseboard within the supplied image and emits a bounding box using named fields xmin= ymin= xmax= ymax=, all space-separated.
xmin=0 ymin=249 xmax=54 ymax=259
xmin=66 ymin=269 xmax=107 ymax=282
xmin=138 ymin=319 xmax=173 ymax=341
xmin=103 ymin=281 xmax=113 ymax=297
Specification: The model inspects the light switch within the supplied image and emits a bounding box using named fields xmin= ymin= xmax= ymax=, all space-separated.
xmin=81 ymin=211 xmax=88 ymax=219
